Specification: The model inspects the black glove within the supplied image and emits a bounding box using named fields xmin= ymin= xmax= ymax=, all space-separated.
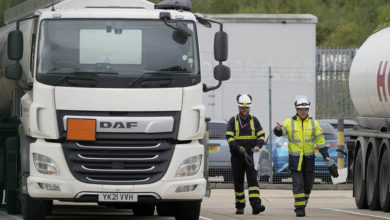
xmin=327 ymin=159 xmax=339 ymax=178
xmin=241 ymin=150 xmax=253 ymax=168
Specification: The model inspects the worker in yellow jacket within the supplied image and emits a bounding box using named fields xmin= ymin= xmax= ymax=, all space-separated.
xmin=274 ymin=97 xmax=330 ymax=217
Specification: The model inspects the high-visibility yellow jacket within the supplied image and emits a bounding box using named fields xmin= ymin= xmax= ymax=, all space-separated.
xmin=274 ymin=115 xmax=328 ymax=171
xmin=226 ymin=114 xmax=265 ymax=156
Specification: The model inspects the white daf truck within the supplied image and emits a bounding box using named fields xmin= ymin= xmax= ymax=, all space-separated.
xmin=0 ymin=0 xmax=230 ymax=219
xmin=348 ymin=27 xmax=390 ymax=212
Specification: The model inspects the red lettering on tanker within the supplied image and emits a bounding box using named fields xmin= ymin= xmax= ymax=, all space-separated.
xmin=378 ymin=61 xmax=388 ymax=102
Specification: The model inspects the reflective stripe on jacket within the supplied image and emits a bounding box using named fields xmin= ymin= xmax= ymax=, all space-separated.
xmin=226 ymin=114 xmax=265 ymax=155
xmin=281 ymin=116 xmax=326 ymax=171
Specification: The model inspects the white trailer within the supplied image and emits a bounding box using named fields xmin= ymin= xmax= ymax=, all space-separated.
xmin=0 ymin=0 xmax=231 ymax=219
xmin=348 ymin=27 xmax=390 ymax=211
xmin=199 ymin=14 xmax=317 ymax=135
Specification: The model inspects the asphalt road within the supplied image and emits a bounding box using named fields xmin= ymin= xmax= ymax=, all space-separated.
xmin=1 ymin=189 xmax=390 ymax=220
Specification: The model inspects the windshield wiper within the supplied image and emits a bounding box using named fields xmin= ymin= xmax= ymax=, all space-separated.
xmin=53 ymin=75 xmax=97 ymax=87
xmin=128 ymin=70 xmax=185 ymax=87
xmin=49 ymin=71 xmax=118 ymax=86
xmin=128 ymin=72 xmax=155 ymax=87
xmin=48 ymin=70 xmax=118 ymax=75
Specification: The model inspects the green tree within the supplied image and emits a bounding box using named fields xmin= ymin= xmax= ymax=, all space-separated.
xmin=0 ymin=0 xmax=388 ymax=47
xmin=0 ymin=0 xmax=25 ymax=26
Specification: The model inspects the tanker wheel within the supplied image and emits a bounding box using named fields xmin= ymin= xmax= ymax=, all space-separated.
xmin=380 ymin=151 xmax=390 ymax=211
xmin=366 ymin=150 xmax=380 ymax=210
xmin=354 ymin=147 xmax=368 ymax=209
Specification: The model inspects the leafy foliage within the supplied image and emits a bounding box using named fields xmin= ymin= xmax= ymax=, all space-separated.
xmin=0 ymin=0 xmax=25 ymax=26
xmin=0 ymin=0 xmax=388 ymax=47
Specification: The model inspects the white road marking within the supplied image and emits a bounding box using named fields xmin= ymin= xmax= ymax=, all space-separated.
xmin=199 ymin=216 xmax=214 ymax=220
xmin=0 ymin=211 xmax=23 ymax=220
xmin=0 ymin=210 xmax=212 ymax=220
xmin=318 ymin=208 xmax=390 ymax=220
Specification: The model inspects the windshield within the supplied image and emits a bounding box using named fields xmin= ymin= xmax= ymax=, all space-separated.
xmin=36 ymin=19 xmax=200 ymax=88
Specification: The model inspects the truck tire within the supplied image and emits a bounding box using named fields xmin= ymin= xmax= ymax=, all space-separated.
xmin=366 ymin=150 xmax=380 ymax=210
xmin=132 ymin=204 xmax=155 ymax=216
xmin=354 ymin=147 xmax=368 ymax=209
xmin=21 ymin=195 xmax=47 ymax=220
xmin=5 ymin=136 xmax=21 ymax=214
xmin=174 ymin=200 xmax=201 ymax=220
xmin=0 ymin=189 xmax=3 ymax=206
xmin=379 ymin=151 xmax=390 ymax=211
xmin=157 ymin=203 xmax=175 ymax=216
xmin=46 ymin=199 xmax=53 ymax=215
xmin=5 ymin=190 xmax=20 ymax=214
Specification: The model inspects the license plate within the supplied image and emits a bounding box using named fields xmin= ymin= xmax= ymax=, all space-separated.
xmin=208 ymin=145 xmax=219 ymax=152
xmin=98 ymin=193 xmax=138 ymax=202
xmin=315 ymin=149 xmax=320 ymax=154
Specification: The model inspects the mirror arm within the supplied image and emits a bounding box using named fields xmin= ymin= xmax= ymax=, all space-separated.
xmin=18 ymin=81 xmax=33 ymax=91
xmin=16 ymin=15 xmax=39 ymax=27
xmin=195 ymin=15 xmax=224 ymax=31
xmin=200 ymin=16 xmax=228 ymax=93
xmin=203 ymin=81 xmax=222 ymax=92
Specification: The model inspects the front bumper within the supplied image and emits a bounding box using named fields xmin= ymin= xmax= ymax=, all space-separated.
xmin=27 ymin=139 xmax=206 ymax=200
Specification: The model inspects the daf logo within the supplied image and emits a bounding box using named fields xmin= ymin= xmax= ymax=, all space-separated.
xmin=100 ymin=121 xmax=138 ymax=129
xmin=64 ymin=116 xmax=174 ymax=133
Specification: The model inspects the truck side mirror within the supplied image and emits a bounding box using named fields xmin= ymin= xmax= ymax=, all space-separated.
xmin=8 ymin=30 xmax=23 ymax=60
xmin=214 ymin=64 xmax=230 ymax=81
xmin=5 ymin=63 xmax=22 ymax=80
xmin=214 ymin=31 xmax=228 ymax=62
xmin=172 ymin=21 xmax=192 ymax=44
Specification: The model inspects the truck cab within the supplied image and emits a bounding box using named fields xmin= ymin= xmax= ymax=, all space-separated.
xmin=0 ymin=0 xmax=230 ymax=219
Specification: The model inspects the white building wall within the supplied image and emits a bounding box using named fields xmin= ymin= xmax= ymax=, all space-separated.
xmin=199 ymin=14 xmax=317 ymax=136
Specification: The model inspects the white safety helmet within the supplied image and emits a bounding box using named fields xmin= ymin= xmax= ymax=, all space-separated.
xmin=237 ymin=94 xmax=252 ymax=107
xmin=295 ymin=97 xmax=310 ymax=109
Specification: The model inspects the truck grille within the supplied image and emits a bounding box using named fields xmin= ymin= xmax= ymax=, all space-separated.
xmin=62 ymin=140 xmax=174 ymax=185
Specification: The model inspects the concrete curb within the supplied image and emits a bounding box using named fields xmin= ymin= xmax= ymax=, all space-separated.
xmin=210 ymin=183 xmax=353 ymax=190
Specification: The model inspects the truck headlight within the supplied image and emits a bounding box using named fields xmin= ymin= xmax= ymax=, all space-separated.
xmin=33 ymin=153 xmax=60 ymax=176
xmin=175 ymin=155 xmax=202 ymax=177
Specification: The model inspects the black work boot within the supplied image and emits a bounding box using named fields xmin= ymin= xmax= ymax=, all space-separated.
xmin=252 ymin=204 xmax=265 ymax=214
xmin=236 ymin=207 xmax=244 ymax=214
xmin=295 ymin=208 xmax=306 ymax=217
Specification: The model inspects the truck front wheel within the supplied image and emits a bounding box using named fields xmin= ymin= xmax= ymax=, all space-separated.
xmin=5 ymin=136 xmax=21 ymax=214
xmin=132 ymin=204 xmax=155 ymax=216
xmin=174 ymin=200 xmax=201 ymax=220
xmin=157 ymin=202 xmax=175 ymax=216
xmin=380 ymin=151 xmax=390 ymax=211
xmin=5 ymin=190 xmax=20 ymax=214
xmin=0 ymin=189 xmax=3 ymax=206
xmin=21 ymin=195 xmax=49 ymax=220
xmin=354 ymin=147 xmax=368 ymax=209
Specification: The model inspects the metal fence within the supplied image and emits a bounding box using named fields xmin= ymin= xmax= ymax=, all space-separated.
xmin=207 ymin=48 xmax=358 ymax=185
xmin=316 ymin=48 xmax=358 ymax=120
